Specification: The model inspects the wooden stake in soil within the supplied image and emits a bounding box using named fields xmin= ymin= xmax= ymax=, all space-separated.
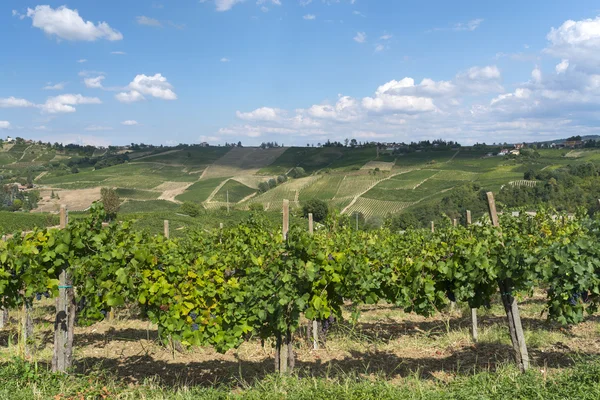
xmin=485 ymin=192 xmax=529 ymax=372
xmin=53 ymin=205 xmax=75 ymax=372
xmin=275 ymin=200 xmax=293 ymax=374
xmin=431 ymin=221 xmax=435 ymax=233
xmin=0 ymin=235 xmax=7 ymax=330
xmin=164 ymin=220 xmax=170 ymax=239
xmin=307 ymin=212 xmax=318 ymax=350
xmin=466 ymin=210 xmax=477 ymax=343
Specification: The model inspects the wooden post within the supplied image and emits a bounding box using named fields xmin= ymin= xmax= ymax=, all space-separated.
xmin=431 ymin=221 xmax=435 ymax=233
xmin=0 ymin=235 xmax=7 ymax=329
xmin=453 ymin=218 xmax=457 ymax=227
xmin=486 ymin=192 xmax=529 ymax=372
xmin=466 ymin=210 xmax=477 ymax=343
xmin=307 ymin=212 xmax=318 ymax=350
xmin=21 ymin=303 xmax=34 ymax=357
xmin=227 ymin=191 xmax=230 ymax=214
xmin=164 ymin=220 xmax=170 ymax=239
xmin=53 ymin=205 xmax=75 ymax=372
xmin=276 ymin=200 xmax=293 ymax=373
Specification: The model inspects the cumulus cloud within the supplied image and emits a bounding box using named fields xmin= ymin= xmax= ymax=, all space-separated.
xmin=454 ymin=18 xmax=484 ymax=31
xmin=122 ymin=120 xmax=139 ymax=126
xmin=236 ymin=107 xmax=283 ymax=121
xmin=202 ymin=0 xmax=245 ymax=12
xmin=116 ymin=74 xmax=177 ymax=103
xmin=220 ymin=57 xmax=230 ymax=62
xmin=26 ymin=5 xmax=123 ymax=41
xmin=303 ymin=14 xmax=316 ymax=20
xmin=41 ymin=94 xmax=102 ymax=113
xmin=556 ymin=59 xmax=569 ymax=74
xmin=43 ymin=82 xmax=66 ymax=90
xmin=0 ymin=121 xmax=10 ymax=129
xmin=545 ymin=16 xmax=600 ymax=67
xmin=111 ymin=51 xmax=126 ymax=55
xmin=0 ymin=97 xmax=36 ymax=108
xmin=84 ymin=76 xmax=105 ymax=89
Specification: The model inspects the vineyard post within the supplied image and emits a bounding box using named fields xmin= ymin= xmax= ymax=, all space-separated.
xmin=275 ymin=199 xmax=293 ymax=374
xmin=453 ymin=218 xmax=457 ymax=227
xmin=52 ymin=205 xmax=75 ymax=372
xmin=431 ymin=221 xmax=434 ymax=233
xmin=486 ymin=192 xmax=529 ymax=372
xmin=307 ymin=213 xmax=318 ymax=350
xmin=0 ymin=235 xmax=7 ymax=330
xmin=164 ymin=220 xmax=170 ymax=239
xmin=466 ymin=210 xmax=478 ymax=343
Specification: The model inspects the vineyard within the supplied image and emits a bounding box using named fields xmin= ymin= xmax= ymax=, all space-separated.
xmin=1 ymin=192 xmax=600 ymax=392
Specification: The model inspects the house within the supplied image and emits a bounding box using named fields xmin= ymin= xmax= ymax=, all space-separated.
xmin=5 ymin=136 xmax=14 ymax=143
xmin=198 ymin=142 xmax=209 ymax=147
xmin=510 ymin=149 xmax=520 ymax=156
xmin=514 ymin=143 xmax=525 ymax=150
xmin=499 ymin=149 xmax=509 ymax=156
xmin=564 ymin=140 xmax=583 ymax=148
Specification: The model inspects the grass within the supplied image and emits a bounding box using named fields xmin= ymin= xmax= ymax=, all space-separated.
xmin=0 ymin=212 xmax=59 ymax=235
xmin=175 ymin=177 xmax=229 ymax=204
xmin=130 ymin=146 xmax=231 ymax=168
xmin=212 ymin=179 xmax=256 ymax=203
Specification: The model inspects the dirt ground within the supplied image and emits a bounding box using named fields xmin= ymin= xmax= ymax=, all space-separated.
xmin=1 ymin=294 xmax=599 ymax=388
xmin=34 ymin=188 xmax=102 ymax=213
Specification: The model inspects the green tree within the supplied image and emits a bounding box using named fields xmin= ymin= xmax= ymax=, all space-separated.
xmin=302 ymin=199 xmax=329 ymax=222
xmin=181 ymin=202 xmax=202 ymax=217
xmin=100 ymin=188 xmax=120 ymax=221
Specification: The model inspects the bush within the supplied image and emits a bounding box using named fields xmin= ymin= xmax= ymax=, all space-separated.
xmin=268 ymin=178 xmax=277 ymax=189
xmin=100 ymin=187 xmax=120 ymax=221
xmin=288 ymin=167 xmax=307 ymax=179
xmin=302 ymin=199 xmax=329 ymax=222
xmin=258 ymin=182 xmax=269 ymax=193
xmin=276 ymin=175 xmax=287 ymax=184
xmin=180 ymin=202 xmax=202 ymax=217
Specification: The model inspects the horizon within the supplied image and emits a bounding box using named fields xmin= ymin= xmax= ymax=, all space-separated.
xmin=2 ymin=1 xmax=600 ymax=147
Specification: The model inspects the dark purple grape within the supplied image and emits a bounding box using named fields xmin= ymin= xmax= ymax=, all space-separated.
xmin=100 ymin=310 xmax=107 ymax=317
xmin=446 ymin=290 xmax=456 ymax=302
xmin=43 ymin=291 xmax=50 ymax=298
xmin=328 ymin=254 xmax=334 ymax=261
xmin=189 ymin=312 xmax=198 ymax=320
xmin=35 ymin=293 xmax=42 ymax=301
xmin=191 ymin=323 xmax=199 ymax=331
xmin=582 ymin=291 xmax=590 ymax=303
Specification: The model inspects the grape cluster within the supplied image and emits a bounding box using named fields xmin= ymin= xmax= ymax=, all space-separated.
xmin=320 ymin=314 xmax=336 ymax=334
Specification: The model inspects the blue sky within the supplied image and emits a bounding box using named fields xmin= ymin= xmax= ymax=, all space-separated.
xmin=1 ymin=1 xmax=600 ymax=146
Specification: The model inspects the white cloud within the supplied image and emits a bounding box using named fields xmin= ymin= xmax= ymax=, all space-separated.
xmin=41 ymin=94 xmax=102 ymax=114
xmin=136 ymin=16 xmax=162 ymax=27
xmin=84 ymin=76 xmax=105 ymax=89
xmin=304 ymin=14 xmax=316 ymax=20
xmin=85 ymin=125 xmax=113 ymax=131
xmin=454 ymin=18 xmax=484 ymax=31
xmin=299 ymin=0 xmax=312 ymax=5
xmin=12 ymin=10 xmax=25 ymax=20
xmin=116 ymin=73 xmax=177 ymax=103
xmin=354 ymin=31 xmax=366 ymax=43
xmin=556 ymin=59 xmax=569 ymax=74
xmin=26 ymin=5 xmax=123 ymax=41
xmin=43 ymin=82 xmax=66 ymax=90
xmin=0 ymin=121 xmax=10 ymax=129
xmin=221 ymin=57 xmax=231 ymax=62
xmin=236 ymin=107 xmax=283 ymax=121
xmin=122 ymin=120 xmax=139 ymax=126
xmin=374 ymin=44 xmax=384 ymax=52
xmin=115 ymin=91 xmax=145 ymax=103
xmin=353 ymin=11 xmax=366 ymax=17
xmin=34 ymin=125 xmax=49 ymax=130
xmin=111 ymin=51 xmax=126 ymax=55
xmin=454 ymin=65 xmax=503 ymax=93
xmin=545 ymin=16 xmax=600 ymax=67
xmin=212 ymin=0 xmax=245 ymax=12
xmin=380 ymin=34 xmax=393 ymax=40
xmin=77 ymin=59 xmax=87 ymax=63
xmin=0 ymin=97 xmax=36 ymax=108
xmin=490 ymin=88 xmax=531 ymax=105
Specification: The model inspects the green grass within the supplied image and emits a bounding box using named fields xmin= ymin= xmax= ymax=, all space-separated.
xmin=2 ymin=358 xmax=600 ymax=399
xmin=0 ymin=212 xmax=59 ymax=235
xmin=259 ymin=147 xmax=371 ymax=174
xmin=175 ymin=177 xmax=229 ymax=203
xmin=212 ymin=180 xmax=256 ymax=202
xmin=119 ymin=200 xmax=180 ymax=213
xmin=115 ymin=188 xmax=161 ymax=200
xmin=0 ymin=153 xmax=16 ymax=165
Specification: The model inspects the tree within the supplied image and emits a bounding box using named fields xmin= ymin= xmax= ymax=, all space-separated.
xmin=276 ymin=175 xmax=287 ymax=184
xmin=100 ymin=188 xmax=120 ymax=221
xmin=268 ymin=178 xmax=277 ymax=189
xmin=237 ymin=141 xmax=242 ymax=148
xmin=258 ymin=182 xmax=270 ymax=193
xmin=302 ymin=199 xmax=329 ymax=222
xmin=181 ymin=202 xmax=202 ymax=217
xmin=350 ymin=139 xmax=357 ymax=148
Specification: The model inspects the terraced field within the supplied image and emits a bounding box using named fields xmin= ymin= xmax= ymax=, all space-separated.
xmin=174 ymin=177 xmax=229 ymax=204
xmin=344 ymin=197 xmax=414 ymax=219
xmin=334 ymin=173 xmax=387 ymax=199
xmin=212 ymin=180 xmax=256 ymax=203
xmin=245 ymin=176 xmax=321 ymax=210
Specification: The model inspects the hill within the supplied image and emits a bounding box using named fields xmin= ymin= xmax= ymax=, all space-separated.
xmin=3 ymin=140 xmax=600 ymax=227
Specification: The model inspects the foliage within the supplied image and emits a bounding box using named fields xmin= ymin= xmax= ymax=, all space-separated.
xmin=180 ymin=202 xmax=203 ymax=217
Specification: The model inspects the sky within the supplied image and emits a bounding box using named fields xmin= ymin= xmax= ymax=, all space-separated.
xmin=1 ymin=1 xmax=600 ymax=147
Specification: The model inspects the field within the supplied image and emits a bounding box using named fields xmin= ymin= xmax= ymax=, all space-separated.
xmin=2 ymin=292 xmax=600 ymax=398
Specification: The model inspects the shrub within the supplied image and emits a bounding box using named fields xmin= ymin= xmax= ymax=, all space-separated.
xmin=258 ymin=182 xmax=270 ymax=193
xmin=100 ymin=187 xmax=120 ymax=221
xmin=288 ymin=167 xmax=307 ymax=179
xmin=276 ymin=175 xmax=287 ymax=184
xmin=180 ymin=202 xmax=202 ymax=217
